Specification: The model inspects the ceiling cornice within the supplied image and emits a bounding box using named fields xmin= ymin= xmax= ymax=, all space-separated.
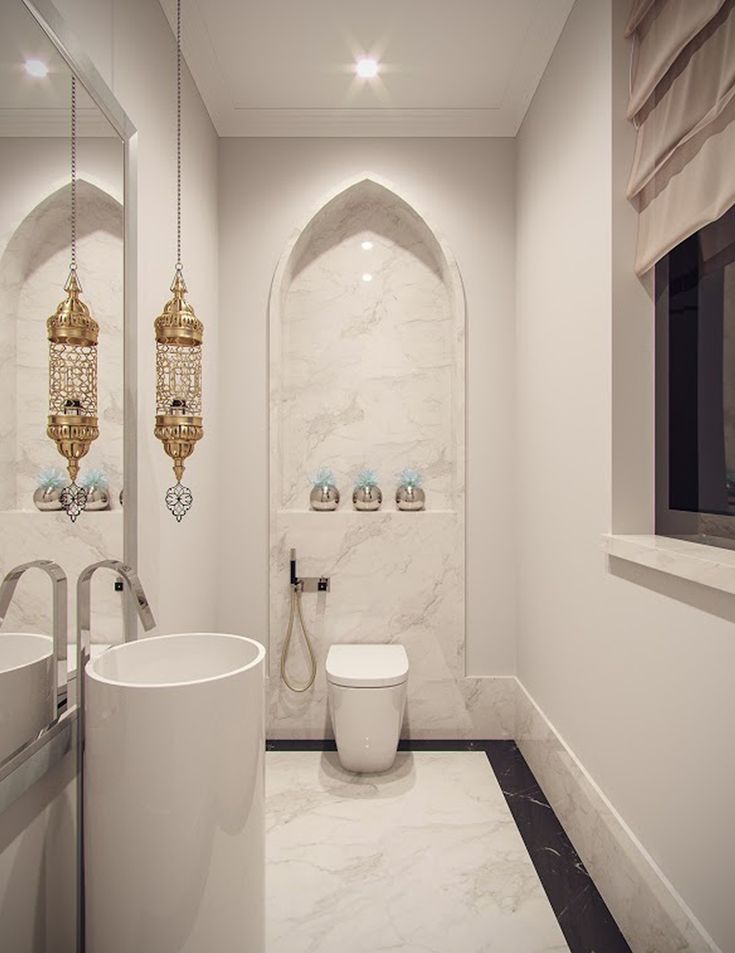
xmin=221 ymin=107 xmax=517 ymax=138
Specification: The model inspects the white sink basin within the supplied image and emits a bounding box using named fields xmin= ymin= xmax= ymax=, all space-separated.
xmin=0 ymin=633 xmax=55 ymax=764
xmin=84 ymin=632 xmax=266 ymax=953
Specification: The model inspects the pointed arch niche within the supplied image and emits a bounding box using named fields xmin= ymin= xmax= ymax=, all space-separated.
xmin=268 ymin=175 xmax=471 ymax=739
xmin=270 ymin=175 xmax=465 ymax=510
xmin=0 ymin=176 xmax=125 ymax=644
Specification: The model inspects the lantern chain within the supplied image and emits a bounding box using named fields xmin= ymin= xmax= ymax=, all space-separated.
xmin=70 ymin=75 xmax=77 ymax=273
xmin=176 ymin=0 xmax=182 ymax=272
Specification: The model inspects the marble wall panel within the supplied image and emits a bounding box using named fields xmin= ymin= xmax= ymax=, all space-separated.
xmin=275 ymin=182 xmax=461 ymax=512
xmin=10 ymin=182 xmax=123 ymax=505
xmin=0 ymin=511 xmax=124 ymax=646
xmin=269 ymin=178 xmax=478 ymax=737
xmin=0 ymin=178 xmax=124 ymax=646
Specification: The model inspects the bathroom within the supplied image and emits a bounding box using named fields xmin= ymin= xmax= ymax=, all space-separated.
xmin=0 ymin=0 xmax=732 ymax=950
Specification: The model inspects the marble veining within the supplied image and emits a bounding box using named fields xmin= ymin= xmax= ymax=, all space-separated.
xmin=272 ymin=179 xmax=463 ymax=512
xmin=266 ymin=749 xmax=570 ymax=953
xmin=0 ymin=176 xmax=124 ymax=646
xmin=267 ymin=177 xmax=487 ymax=738
xmin=0 ymin=511 xmax=124 ymax=644
xmin=604 ymin=533 xmax=735 ymax=597
xmin=486 ymin=741 xmax=631 ymax=953
xmin=515 ymin=685 xmax=721 ymax=953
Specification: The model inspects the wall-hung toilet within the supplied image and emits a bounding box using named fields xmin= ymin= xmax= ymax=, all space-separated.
xmin=326 ymin=643 xmax=408 ymax=773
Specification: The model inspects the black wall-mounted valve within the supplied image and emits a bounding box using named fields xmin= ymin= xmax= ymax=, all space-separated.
xmin=288 ymin=548 xmax=330 ymax=593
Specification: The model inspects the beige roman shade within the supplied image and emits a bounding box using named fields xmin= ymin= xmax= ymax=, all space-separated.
xmin=626 ymin=0 xmax=735 ymax=275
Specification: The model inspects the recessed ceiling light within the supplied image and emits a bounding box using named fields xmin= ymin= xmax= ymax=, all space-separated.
xmin=24 ymin=59 xmax=48 ymax=78
xmin=356 ymin=58 xmax=379 ymax=79
xmin=362 ymin=273 xmax=373 ymax=283
xmin=361 ymin=240 xmax=374 ymax=251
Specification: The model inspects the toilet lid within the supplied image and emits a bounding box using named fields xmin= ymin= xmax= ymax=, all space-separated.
xmin=326 ymin=644 xmax=409 ymax=688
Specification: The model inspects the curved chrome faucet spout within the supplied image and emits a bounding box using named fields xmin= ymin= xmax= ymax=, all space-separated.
xmin=77 ymin=559 xmax=155 ymax=655
xmin=0 ymin=560 xmax=68 ymax=721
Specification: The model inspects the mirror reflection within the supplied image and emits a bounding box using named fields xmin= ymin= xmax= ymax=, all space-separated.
xmin=0 ymin=0 xmax=124 ymax=772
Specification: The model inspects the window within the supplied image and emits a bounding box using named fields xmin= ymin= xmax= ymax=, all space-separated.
xmin=656 ymin=203 xmax=735 ymax=547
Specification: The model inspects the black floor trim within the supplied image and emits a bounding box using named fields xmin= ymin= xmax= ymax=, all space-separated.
xmin=266 ymin=739 xmax=632 ymax=953
xmin=266 ymin=738 xmax=491 ymax=752
xmin=485 ymin=741 xmax=631 ymax=953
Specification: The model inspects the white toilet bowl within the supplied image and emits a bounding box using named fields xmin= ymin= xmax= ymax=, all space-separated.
xmin=326 ymin=643 xmax=408 ymax=773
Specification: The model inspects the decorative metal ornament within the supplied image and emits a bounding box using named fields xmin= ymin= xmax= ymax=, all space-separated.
xmin=396 ymin=484 xmax=425 ymax=511
xmin=154 ymin=0 xmax=204 ymax=520
xmin=310 ymin=483 xmax=340 ymax=511
xmin=353 ymin=484 xmax=383 ymax=511
xmin=46 ymin=77 xmax=98 ymax=521
xmin=33 ymin=485 xmax=64 ymax=511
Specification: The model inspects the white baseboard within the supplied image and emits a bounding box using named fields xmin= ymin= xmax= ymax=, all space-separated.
xmin=514 ymin=679 xmax=722 ymax=953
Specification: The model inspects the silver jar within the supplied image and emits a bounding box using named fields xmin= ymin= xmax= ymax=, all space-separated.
xmin=310 ymin=484 xmax=340 ymax=511
xmin=353 ymin=484 xmax=383 ymax=511
xmin=33 ymin=485 xmax=63 ymax=511
xmin=85 ymin=487 xmax=111 ymax=511
xmin=396 ymin=485 xmax=425 ymax=511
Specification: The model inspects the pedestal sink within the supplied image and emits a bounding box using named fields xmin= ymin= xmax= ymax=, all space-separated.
xmin=0 ymin=633 xmax=54 ymax=764
xmin=84 ymin=632 xmax=265 ymax=953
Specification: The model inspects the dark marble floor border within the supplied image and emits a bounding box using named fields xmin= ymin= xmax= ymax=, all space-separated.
xmin=266 ymin=739 xmax=632 ymax=953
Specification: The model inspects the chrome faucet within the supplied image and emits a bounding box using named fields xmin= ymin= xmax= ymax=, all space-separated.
xmin=0 ymin=560 xmax=68 ymax=722
xmin=77 ymin=559 xmax=156 ymax=684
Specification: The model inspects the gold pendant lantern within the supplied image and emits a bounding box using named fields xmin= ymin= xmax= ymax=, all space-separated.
xmin=47 ymin=77 xmax=99 ymax=522
xmin=154 ymin=0 xmax=203 ymax=522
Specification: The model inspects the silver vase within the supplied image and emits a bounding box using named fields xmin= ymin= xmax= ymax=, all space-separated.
xmin=310 ymin=484 xmax=340 ymax=511
xmin=353 ymin=484 xmax=382 ymax=511
xmin=396 ymin=485 xmax=425 ymax=511
xmin=85 ymin=487 xmax=110 ymax=511
xmin=33 ymin=485 xmax=63 ymax=511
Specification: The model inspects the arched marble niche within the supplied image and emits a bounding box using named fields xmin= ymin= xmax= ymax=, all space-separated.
xmin=271 ymin=177 xmax=464 ymax=510
xmin=269 ymin=177 xmax=473 ymax=740
xmin=0 ymin=178 xmax=123 ymax=509
xmin=0 ymin=178 xmax=124 ymax=643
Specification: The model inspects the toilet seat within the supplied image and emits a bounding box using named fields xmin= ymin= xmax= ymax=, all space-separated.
xmin=326 ymin=644 xmax=408 ymax=688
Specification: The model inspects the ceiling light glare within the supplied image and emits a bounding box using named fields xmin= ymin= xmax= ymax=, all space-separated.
xmin=24 ymin=59 xmax=49 ymax=78
xmin=362 ymin=273 xmax=373 ymax=283
xmin=361 ymin=240 xmax=374 ymax=251
xmin=356 ymin=58 xmax=379 ymax=79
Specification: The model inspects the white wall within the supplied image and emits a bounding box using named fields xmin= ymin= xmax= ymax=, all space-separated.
xmin=0 ymin=1 xmax=220 ymax=948
xmin=216 ymin=137 xmax=516 ymax=675
xmin=54 ymin=0 xmax=220 ymax=633
xmin=516 ymin=0 xmax=734 ymax=949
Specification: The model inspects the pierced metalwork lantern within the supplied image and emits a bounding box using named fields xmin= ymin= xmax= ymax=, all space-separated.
xmin=46 ymin=77 xmax=99 ymax=522
xmin=154 ymin=0 xmax=204 ymax=522
xmin=154 ymin=269 xmax=203 ymax=521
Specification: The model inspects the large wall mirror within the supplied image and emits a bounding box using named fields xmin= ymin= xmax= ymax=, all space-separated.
xmin=0 ymin=0 xmax=136 ymax=861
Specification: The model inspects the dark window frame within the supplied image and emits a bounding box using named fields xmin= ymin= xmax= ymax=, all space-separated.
xmin=655 ymin=208 xmax=735 ymax=548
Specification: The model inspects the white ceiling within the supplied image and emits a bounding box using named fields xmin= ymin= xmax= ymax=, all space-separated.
xmin=160 ymin=0 xmax=575 ymax=137
xmin=0 ymin=1 xmax=110 ymax=137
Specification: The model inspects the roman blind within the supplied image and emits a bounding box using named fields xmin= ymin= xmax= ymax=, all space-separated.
xmin=626 ymin=0 xmax=735 ymax=274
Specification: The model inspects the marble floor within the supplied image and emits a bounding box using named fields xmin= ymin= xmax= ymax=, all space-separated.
xmin=266 ymin=750 xmax=570 ymax=952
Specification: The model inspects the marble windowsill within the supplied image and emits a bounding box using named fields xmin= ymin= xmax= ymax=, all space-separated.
xmin=603 ymin=533 xmax=735 ymax=595
xmin=279 ymin=508 xmax=459 ymax=515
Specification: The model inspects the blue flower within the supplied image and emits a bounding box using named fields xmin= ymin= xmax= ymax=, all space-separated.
xmin=355 ymin=467 xmax=379 ymax=489
xmin=80 ymin=468 xmax=108 ymax=491
xmin=37 ymin=467 xmax=66 ymax=490
xmin=397 ymin=467 xmax=423 ymax=489
xmin=311 ymin=466 xmax=335 ymax=488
